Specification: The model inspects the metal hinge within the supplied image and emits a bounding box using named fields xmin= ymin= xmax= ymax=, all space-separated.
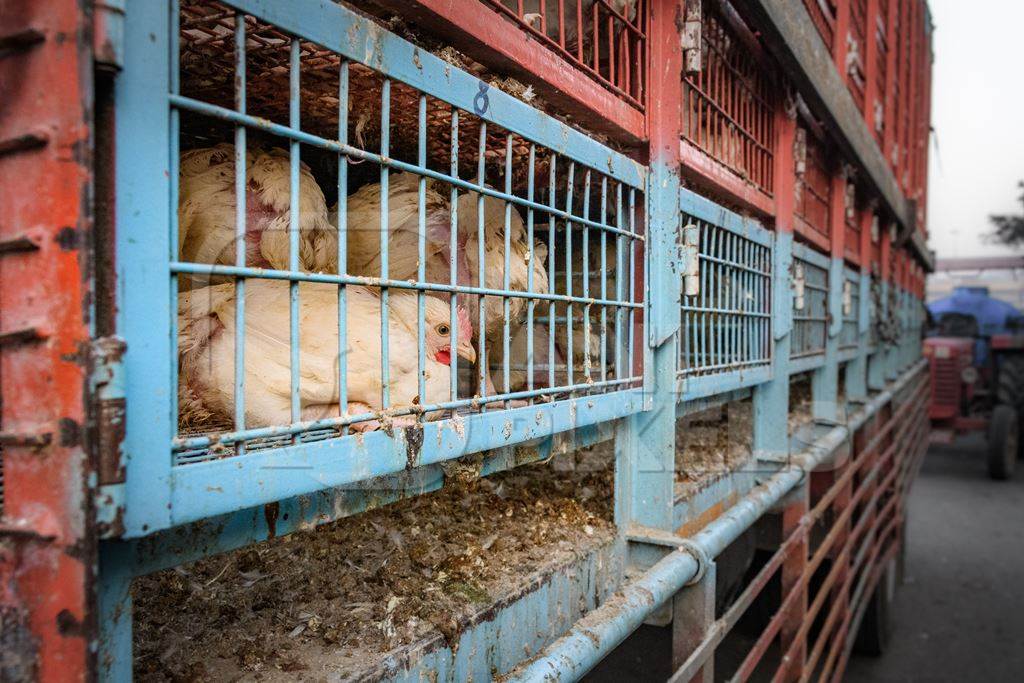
xmin=680 ymin=0 xmax=702 ymax=75
xmin=681 ymin=223 xmax=700 ymax=296
xmin=91 ymin=337 xmax=126 ymax=486
xmin=842 ymin=280 xmax=853 ymax=317
xmin=793 ymin=263 xmax=806 ymax=311
xmin=794 ymin=128 xmax=807 ymax=177
xmin=91 ymin=336 xmax=127 ymax=538
xmin=845 ymin=176 xmax=857 ymax=222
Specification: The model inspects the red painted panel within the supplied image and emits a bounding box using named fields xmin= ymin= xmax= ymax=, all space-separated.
xmin=0 ymin=1 xmax=95 ymax=681
xmin=681 ymin=0 xmax=776 ymax=196
xmin=374 ymin=0 xmax=647 ymax=143
xmin=794 ymin=123 xmax=832 ymax=249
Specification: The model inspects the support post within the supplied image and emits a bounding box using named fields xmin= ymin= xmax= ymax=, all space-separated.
xmin=615 ymin=0 xmax=683 ymax=567
xmin=813 ymin=169 xmax=848 ymax=422
xmin=672 ymin=563 xmax=717 ymax=682
xmin=847 ymin=206 xmax=875 ymax=401
xmin=779 ymin=481 xmax=809 ymax=681
xmin=755 ymin=98 xmax=796 ymax=462
xmin=98 ymin=542 xmax=134 ymax=682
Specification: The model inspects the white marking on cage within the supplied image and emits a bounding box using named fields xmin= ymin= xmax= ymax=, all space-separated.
xmin=793 ymin=263 xmax=806 ymax=311
xmin=683 ymin=223 xmax=700 ymax=297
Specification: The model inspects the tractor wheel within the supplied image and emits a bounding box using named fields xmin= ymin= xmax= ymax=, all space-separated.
xmin=987 ymin=405 xmax=1018 ymax=481
xmin=997 ymin=354 xmax=1024 ymax=457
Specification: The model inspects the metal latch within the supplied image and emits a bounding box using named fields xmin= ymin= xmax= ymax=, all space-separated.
xmin=681 ymin=223 xmax=700 ymax=297
xmin=842 ymin=280 xmax=853 ymax=317
xmin=793 ymin=263 xmax=806 ymax=311
xmin=681 ymin=0 xmax=702 ymax=75
xmin=91 ymin=336 xmax=127 ymax=486
xmin=871 ymin=215 xmax=880 ymax=243
xmin=794 ymin=128 xmax=807 ymax=177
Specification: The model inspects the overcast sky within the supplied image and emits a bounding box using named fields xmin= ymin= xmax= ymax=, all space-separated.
xmin=926 ymin=0 xmax=1024 ymax=258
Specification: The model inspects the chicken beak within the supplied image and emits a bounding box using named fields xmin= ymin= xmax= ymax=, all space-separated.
xmin=456 ymin=340 xmax=477 ymax=365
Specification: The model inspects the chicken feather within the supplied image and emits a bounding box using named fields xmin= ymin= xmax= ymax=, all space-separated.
xmin=178 ymin=280 xmax=474 ymax=432
xmin=177 ymin=144 xmax=337 ymax=289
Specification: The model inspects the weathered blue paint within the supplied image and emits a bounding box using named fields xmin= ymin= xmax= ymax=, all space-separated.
xmin=116 ymin=0 xmax=173 ymax=535
xmin=845 ymin=268 xmax=871 ymax=402
xmin=810 ymin=258 xmax=844 ymax=422
xmin=119 ymin=0 xmax=648 ymax=539
xmin=170 ymin=390 xmax=643 ymax=526
xmin=614 ymin=161 xmax=678 ymax=546
xmin=753 ymin=231 xmax=792 ymax=462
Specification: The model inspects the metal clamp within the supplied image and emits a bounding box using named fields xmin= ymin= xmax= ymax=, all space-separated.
xmin=677 ymin=538 xmax=712 ymax=586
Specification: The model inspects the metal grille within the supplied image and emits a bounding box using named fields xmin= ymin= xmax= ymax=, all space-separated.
xmin=795 ymin=126 xmax=832 ymax=247
xmin=840 ymin=268 xmax=860 ymax=351
xmin=170 ymin=1 xmax=645 ymax=464
xmin=677 ymin=192 xmax=773 ymax=392
xmin=847 ymin=0 xmax=868 ymax=110
xmin=484 ymin=0 xmax=647 ymax=109
xmin=931 ymin=358 xmax=960 ymax=406
xmin=790 ymin=243 xmax=829 ymax=359
xmin=802 ymin=0 xmax=836 ymax=48
xmin=681 ymin=0 xmax=775 ymax=195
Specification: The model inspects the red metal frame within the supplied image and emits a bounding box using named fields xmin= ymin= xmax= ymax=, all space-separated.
xmin=695 ymin=369 xmax=930 ymax=680
xmin=846 ymin=0 xmax=868 ymax=110
xmin=371 ymin=0 xmax=648 ymax=142
xmin=680 ymin=0 xmax=776 ymax=198
xmin=482 ymin=0 xmax=648 ymax=109
xmin=794 ymin=122 xmax=833 ymax=252
xmin=0 ymin=2 xmax=95 ymax=681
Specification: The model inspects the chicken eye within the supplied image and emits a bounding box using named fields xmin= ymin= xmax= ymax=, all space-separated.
xmin=435 ymin=324 xmax=450 ymax=336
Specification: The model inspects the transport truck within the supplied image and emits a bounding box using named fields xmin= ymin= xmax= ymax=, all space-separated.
xmin=0 ymin=0 xmax=933 ymax=680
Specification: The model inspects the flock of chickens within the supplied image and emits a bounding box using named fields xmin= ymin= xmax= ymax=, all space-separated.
xmin=177 ymin=145 xmax=621 ymax=434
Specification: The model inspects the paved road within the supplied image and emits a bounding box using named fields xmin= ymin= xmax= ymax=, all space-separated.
xmin=846 ymin=433 xmax=1024 ymax=682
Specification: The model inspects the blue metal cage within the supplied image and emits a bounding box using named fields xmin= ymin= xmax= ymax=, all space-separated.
xmin=839 ymin=266 xmax=861 ymax=360
xmin=114 ymin=0 xmax=648 ymax=536
xmin=676 ymin=188 xmax=774 ymax=401
xmin=789 ymin=241 xmax=830 ymax=372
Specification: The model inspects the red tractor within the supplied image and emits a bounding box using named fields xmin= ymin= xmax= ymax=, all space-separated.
xmin=926 ymin=287 xmax=1024 ymax=480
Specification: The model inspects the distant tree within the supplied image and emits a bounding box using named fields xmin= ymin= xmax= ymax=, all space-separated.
xmin=989 ymin=181 xmax=1024 ymax=247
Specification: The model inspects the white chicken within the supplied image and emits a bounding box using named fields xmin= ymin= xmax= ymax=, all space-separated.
xmin=177 ymin=144 xmax=337 ymax=289
xmin=341 ymin=180 xmax=550 ymax=399
xmin=338 ymin=172 xmax=469 ymax=285
xmin=492 ymin=234 xmax=620 ymax=392
xmin=178 ymin=280 xmax=475 ymax=432
xmin=440 ymin=190 xmax=551 ymax=342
